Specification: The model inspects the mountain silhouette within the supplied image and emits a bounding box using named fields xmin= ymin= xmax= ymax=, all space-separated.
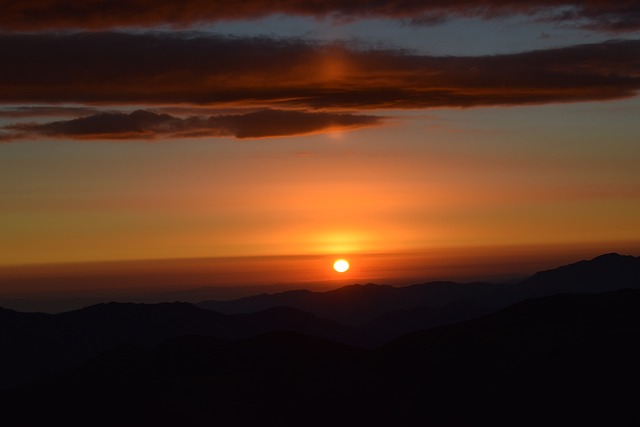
xmin=197 ymin=281 xmax=508 ymax=324
xmin=0 ymin=302 xmax=361 ymax=389
xmin=3 ymin=289 xmax=639 ymax=426
xmin=360 ymin=300 xmax=491 ymax=346
xmin=2 ymin=252 xmax=639 ymax=391
xmin=197 ymin=253 xmax=640 ymax=324
xmin=519 ymin=252 xmax=640 ymax=294
xmin=363 ymin=288 xmax=640 ymax=425
xmin=3 ymin=332 xmax=363 ymax=426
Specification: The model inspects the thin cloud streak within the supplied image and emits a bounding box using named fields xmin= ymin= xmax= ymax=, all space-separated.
xmin=0 ymin=1 xmax=639 ymax=32
xmin=2 ymin=109 xmax=383 ymax=141
xmin=0 ymin=106 xmax=99 ymax=118
xmin=0 ymin=33 xmax=638 ymax=110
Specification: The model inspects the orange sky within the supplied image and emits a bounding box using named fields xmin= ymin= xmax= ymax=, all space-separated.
xmin=2 ymin=104 xmax=639 ymax=290
xmin=1 ymin=5 xmax=639 ymax=300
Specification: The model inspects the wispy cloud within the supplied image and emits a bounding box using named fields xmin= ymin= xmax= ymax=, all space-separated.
xmin=0 ymin=106 xmax=99 ymax=118
xmin=1 ymin=1 xmax=639 ymax=32
xmin=1 ymin=33 xmax=638 ymax=110
xmin=2 ymin=109 xmax=383 ymax=141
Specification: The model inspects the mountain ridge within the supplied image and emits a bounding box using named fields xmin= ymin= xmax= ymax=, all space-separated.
xmin=1 ymin=252 xmax=638 ymax=391
xmin=197 ymin=252 xmax=640 ymax=324
xmin=0 ymin=300 xmax=362 ymax=389
xmin=3 ymin=287 xmax=640 ymax=426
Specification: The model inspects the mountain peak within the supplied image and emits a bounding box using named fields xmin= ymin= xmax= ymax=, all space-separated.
xmin=591 ymin=252 xmax=636 ymax=262
xmin=520 ymin=252 xmax=640 ymax=293
xmin=593 ymin=252 xmax=621 ymax=258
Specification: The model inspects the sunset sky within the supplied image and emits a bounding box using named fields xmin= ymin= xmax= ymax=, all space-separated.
xmin=1 ymin=1 xmax=639 ymax=300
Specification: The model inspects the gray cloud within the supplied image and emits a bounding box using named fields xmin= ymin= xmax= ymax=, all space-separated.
xmin=0 ymin=1 xmax=639 ymax=32
xmin=0 ymin=106 xmax=99 ymax=118
xmin=3 ymin=109 xmax=383 ymax=141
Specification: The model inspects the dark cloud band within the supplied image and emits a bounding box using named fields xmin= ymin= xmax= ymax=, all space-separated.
xmin=0 ymin=1 xmax=639 ymax=32
xmin=0 ymin=106 xmax=99 ymax=118
xmin=2 ymin=109 xmax=382 ymax=141
xmin=0 ymin=33 xmax=638 ymax=110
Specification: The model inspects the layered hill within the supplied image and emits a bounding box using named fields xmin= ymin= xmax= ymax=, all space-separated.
xmin=197 ymin=252 xmax=640 ymax=325
xmin=3 ymin=289 xmax=639 ymax=426
xmin=0 ymin=302 xmax=360 ymax=388
xmin=1 ymin=253 xmax=638 ymax=392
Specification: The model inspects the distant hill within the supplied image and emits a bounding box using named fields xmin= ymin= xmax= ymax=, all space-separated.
xmin=359 ymin=300 xmax=491 ymax=346
xmin=197 ymin=281 xmax=513 ymax=325
xmin=3 ymin=289 xmax=640 ymax=426
xmin=197 ymin=252 xmax=640 ymax=324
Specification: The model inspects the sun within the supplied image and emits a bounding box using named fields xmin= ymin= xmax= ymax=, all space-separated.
xmin=333 ymin=259 xmax=350 ymax=273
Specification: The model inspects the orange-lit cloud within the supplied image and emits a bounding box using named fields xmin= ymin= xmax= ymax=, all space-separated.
xmin=0 ymin=33 xmax=638 ymax=110
xmin=0 ymin=1 xmax=638 ymax=32
xmin=2 ymin=109 xmax=382 ymax=140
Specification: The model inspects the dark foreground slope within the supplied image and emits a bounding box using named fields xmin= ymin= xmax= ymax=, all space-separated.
xmin=3 ymin=289 xmax=640 ymax=426
xmin=0 ymin=302 xmax=361 ymax=388
xmin=367 ymin=289 xmax=640 ymax=426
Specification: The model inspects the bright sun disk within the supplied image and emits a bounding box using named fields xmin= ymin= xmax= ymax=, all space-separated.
xmin=333 ymin=259 xmax=349 ymax=273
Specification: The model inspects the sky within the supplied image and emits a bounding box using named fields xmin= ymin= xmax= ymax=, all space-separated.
xmin=1 ymin=1 xmax=640 ymax=303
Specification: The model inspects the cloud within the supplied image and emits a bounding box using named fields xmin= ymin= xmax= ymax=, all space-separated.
xmin=0 ymin=33 xmax=638 ymax=110
xmin=545 ymin=2 xmax=640 ymax=32
xmin=0 ymin=106 xmax=99 ymax=118
xmin=1 ymin=1 xmax=639 ymax=32
xmin=2 ymin=109 xmax=383 ymax=141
